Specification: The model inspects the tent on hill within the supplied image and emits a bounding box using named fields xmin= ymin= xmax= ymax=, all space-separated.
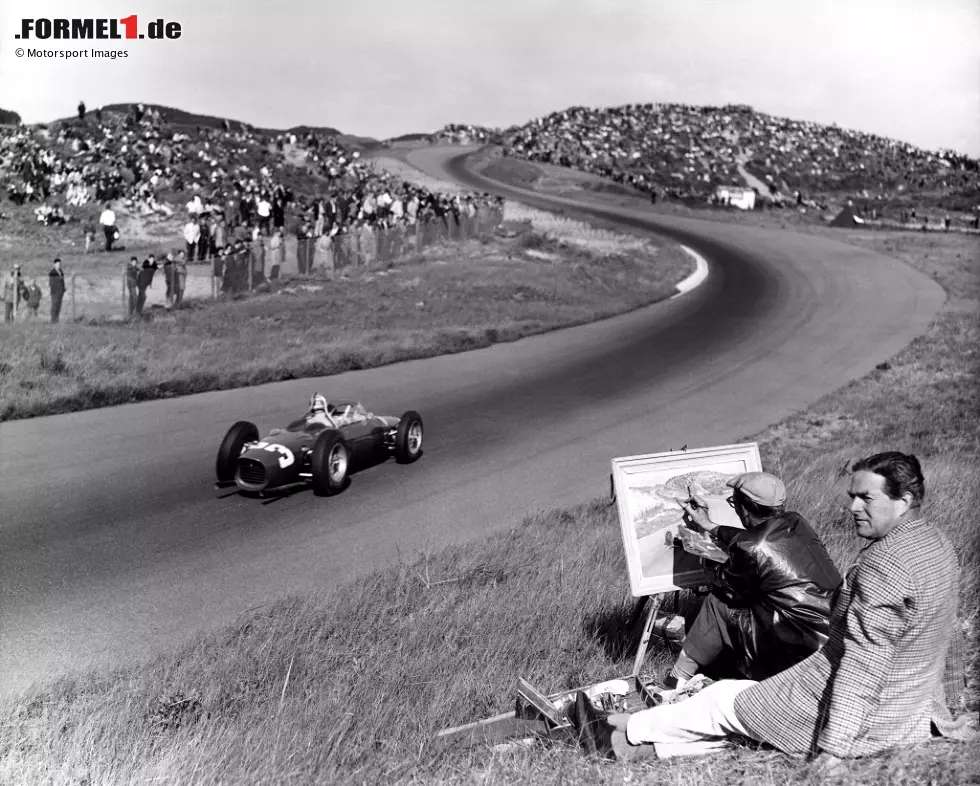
xmin=829 ymin=204 xmax=866 ymax=228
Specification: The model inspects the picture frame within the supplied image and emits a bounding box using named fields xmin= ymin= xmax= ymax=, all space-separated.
xmin=611 ymin=442 xmax=763 ymax=596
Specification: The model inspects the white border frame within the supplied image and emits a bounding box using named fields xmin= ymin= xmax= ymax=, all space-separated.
xmin=612 ymin=442 xmax=762 ymax=596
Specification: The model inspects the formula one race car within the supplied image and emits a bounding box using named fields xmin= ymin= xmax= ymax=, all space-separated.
xmin=215 ymin=395 xmax=423 ymax=496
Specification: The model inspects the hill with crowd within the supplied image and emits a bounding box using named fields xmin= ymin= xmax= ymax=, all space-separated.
xmin=0 ymin=102 xmax=503 ymax=251
xmin=4 ymin=99 xmax=978 ymax=249
xmin=501 ymin=104 xmax=979 ymax=212
xmin=427 ymin=104 xmax=979 ymax=216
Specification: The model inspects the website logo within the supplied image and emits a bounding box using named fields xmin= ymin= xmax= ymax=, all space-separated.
xmin=15 ymin=16 xmax=182 ymax=40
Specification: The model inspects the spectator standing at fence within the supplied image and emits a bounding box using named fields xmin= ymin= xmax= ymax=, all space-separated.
xmin=362 ymin=192 xmax=377 ymax=222
xmin=25 ymin=278 xmax=42 ymax=319
xmin=48 ymin=258 xmax=65 ymax=323
xmin=163 ymin=252 xmax=175 ymax=306
xmin=183 ymin=217 xmax=200 ymax=262
xmin=250 ymin=226 xmax=266 ymax=284
xmin=3 ymin=266 xmax=21 ymax=322
xmin=313 ymin=199 xmax=325 ymax=237
xmin=239 ymin=191 xmax=253 ymax=227
xmin=207 ymin=216 xmax=219 ymax=259
xmin=377 ymin=188 xmax=393 ymax=225
xmin=327 ymin=195 xmax=343 ymax=229
xmin=100 ymin=202 xmax=117 ymax=251
xmin=257 ymin=195 xmax=272 ymax=235
xmin=944 ymin=214 xmax=951 ymax=232
xmin=83 ymin=219 xmax=97 ymax=254
xmin=213 ymin=215 xmax=227 ymax=257
xmin=296 ymin=223 xmax=310 ymax=274
xmin=314 ymin=231 xmax=333 ymax=276
xmin=173 ymin=251 xmax=187 ymax=308
xmin=122 ymin=258 xmax=138 ymax=315
xmin=198 ymin=214 xmax=211 ymax=261
xmin=359 ymin=220 xmax=376 ymax=267
xmin=269 ymin=229 xmax=284 ymax=280
xmin=390 ymin=193 xmax=404 ymax=224
xmin=406 ymin=192 xmax=420 ymax=225
xmin=135 ymin=257 xmax=156 ymax=315
xmin=272 ymin=190 xmax=287 ymax=233
xmin=225 ymin=193 xmax=239 ymax=228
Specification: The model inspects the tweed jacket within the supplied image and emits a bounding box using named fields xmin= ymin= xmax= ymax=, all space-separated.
xmin=733 ymin=517 xmax=972 ymax=758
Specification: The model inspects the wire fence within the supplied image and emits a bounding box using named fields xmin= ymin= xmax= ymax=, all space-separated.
xmin=0 ymin=205 xmax=505 ymax=324
xmin=215 ymin=205 xmax=503 ymax=295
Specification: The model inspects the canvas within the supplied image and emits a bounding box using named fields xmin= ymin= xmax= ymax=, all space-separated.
xmin=611 ymin=443 xmax=763 ymax=596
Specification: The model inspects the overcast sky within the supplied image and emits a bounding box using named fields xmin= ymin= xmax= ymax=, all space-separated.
xmin=1 ymin=0 xmax=978 ymax=155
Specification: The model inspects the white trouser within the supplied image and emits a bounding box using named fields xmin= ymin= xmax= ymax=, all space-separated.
xmin=626 ymin=680 xmax=760 ymax=758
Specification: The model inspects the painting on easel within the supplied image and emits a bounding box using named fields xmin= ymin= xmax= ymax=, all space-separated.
xmin=611 ymin=443 xmax=763 ymax=596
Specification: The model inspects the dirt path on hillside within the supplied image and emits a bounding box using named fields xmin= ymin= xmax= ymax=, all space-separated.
xmin=736 ymin=152 xmax=783 ymax=198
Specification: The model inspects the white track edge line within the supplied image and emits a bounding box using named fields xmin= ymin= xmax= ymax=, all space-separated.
xmin=671 ymin=245 xmax=710 ymax=299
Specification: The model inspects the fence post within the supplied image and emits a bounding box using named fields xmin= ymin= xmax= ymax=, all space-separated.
xmin=248 ymin=250 xmax=253 ymax=292
xmin=71 ymin=272 xmax=76 ymax=322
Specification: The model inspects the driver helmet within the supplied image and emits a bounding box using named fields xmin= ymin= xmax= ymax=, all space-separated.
xmin=309 ymin=393 xmax=328 ymax=414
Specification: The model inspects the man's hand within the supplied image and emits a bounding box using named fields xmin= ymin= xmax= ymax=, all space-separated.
xmin=678 ymin=494 xmax=719 ymax=534
xmin=810 ymin=751 xmax=844 ymax=779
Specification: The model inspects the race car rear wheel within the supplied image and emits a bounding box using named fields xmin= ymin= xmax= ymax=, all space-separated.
xmin=216 ymin=421 xmax=259 ymax=482
xmin=394 ymin=411 xmax=423 ymax=464
xmin=311 ymin=430 xmax=350 ymax=496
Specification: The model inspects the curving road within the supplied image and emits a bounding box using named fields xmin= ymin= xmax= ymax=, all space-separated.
xmin=0 ymin=148 xmax=944 ymax=696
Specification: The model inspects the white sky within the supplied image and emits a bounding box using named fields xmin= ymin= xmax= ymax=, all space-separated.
xmin=1 ymin=0 xmax=978 ymax=155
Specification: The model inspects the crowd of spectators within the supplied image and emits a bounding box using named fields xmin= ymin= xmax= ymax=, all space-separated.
xmin=428 ymin=123 xmax=501 ymax=146
xmin=497 ymin=103 xmax=980 ymax=205
xmin=0 ymin=103 xmax=309 ymax=223
xmin=3 ymin=101 xmax=978 ymax=245
xmin=262 ymin=131 xmax=504 ymax=255
xmin=0 ymin=103 xmax=505 ymax=261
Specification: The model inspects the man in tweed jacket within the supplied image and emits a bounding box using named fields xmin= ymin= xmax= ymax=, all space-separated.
xmin=576 ymin=452 xmax=975 ymax=765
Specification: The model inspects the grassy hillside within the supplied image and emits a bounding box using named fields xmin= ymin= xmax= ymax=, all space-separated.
xmin=0 ymin=107 xmax=21 ymax=125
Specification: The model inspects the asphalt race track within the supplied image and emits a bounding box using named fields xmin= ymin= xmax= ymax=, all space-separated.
xmin=0 ymin=147 xmax=945 ymax=696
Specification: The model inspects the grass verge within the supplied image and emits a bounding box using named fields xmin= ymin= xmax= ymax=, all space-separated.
xmin=1 ymin=226 xmax=976 ymax=785
xmin=0 ymin=219 xmax=691 ymax=421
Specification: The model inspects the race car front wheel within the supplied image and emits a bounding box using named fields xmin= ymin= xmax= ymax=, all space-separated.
xmin=311 ymin=430 xmax=350 ymax=496
xmin=394 ymin=411 xmax=423 ymax=464
xmin=216 ymin=421 xmax=259 ymax=482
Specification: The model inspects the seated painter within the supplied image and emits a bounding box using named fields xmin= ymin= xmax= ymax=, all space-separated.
xmin=666 ymin=472 xmax=842 ymax=687
xmin=566 ymin=453 xmax=975 ymax=769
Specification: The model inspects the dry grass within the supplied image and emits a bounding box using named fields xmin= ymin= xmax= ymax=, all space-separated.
xmin=0 ymin=221 xmax=691 ymax=420
xmin=1 ymin=226 xmax=976 ymax=785
xmin=503 ymin=202 xmax=661 ymax=256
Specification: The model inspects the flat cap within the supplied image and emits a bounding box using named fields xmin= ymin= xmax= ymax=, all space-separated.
xmin=727 ymin=471 xmax=786 ymax=507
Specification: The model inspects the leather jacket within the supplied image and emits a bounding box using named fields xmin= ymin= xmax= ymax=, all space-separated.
xmin=710 ymin=511 xmax=843 ymax=677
